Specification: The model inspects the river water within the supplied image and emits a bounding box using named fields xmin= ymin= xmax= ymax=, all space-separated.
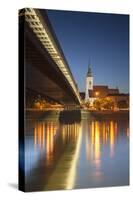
xmin=24 ymin=113 xmax=129 ymax=191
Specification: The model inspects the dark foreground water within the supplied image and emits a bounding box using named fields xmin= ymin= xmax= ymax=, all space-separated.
xmin=24 ymin=113 xmax=129 ymax=191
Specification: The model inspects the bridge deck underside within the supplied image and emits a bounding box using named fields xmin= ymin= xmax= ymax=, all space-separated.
xmin=25 ymin=25 xmax=79 ymax=106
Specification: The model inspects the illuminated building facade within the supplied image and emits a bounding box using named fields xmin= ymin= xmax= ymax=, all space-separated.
xmin=85 ymin=64 xmax=93 ymax=102
xmin=81 ymin=65 xmax=129 ymax=109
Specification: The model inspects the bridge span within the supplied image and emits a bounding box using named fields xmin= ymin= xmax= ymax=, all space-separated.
xmin=19 ymin=8 xmax=81 ymax=107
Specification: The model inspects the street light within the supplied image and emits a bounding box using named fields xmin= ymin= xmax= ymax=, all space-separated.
xmin=95 ymin=91 xmax=100 ymax=97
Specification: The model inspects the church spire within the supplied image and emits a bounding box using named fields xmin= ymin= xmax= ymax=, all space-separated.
xmin=85 ymin=61 xmax=93 ymax=102
xmin=87 ymin=63 xmax=92 ymax=77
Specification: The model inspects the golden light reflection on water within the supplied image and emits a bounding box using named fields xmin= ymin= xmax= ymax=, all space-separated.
xmin=26 ymin=118 xmax=129 ymax=191
xmin=126 ymin=127 xmax=129 ymax=137
xmin=33 ymin=120 xmax=82 ymax=189
xmin=38 ymin=121 xmax=82 ymax=190
xmin=84 ymin=120 xmax=121 ymax=179
xmin=34 ymin=123 xmax=45 ymax=148
xmin=94 ymin=121 xmax=100 ymax=161
xmin=65 ymin=123 xmax=82 ymax=189
xmin=110 ymin=121 xmax=115 ymax=157
xmin=87 ymin=120 xmax=121 ymax=162
xmin=31 ymin=118 xmax=129 ymax=190
xmin=34 ymin=121 xmax=58 ymax=165
xmin=89 ymin=121 xmax=101 ymax=172
xmin=60 ymin=123 xmax=80 ymax=143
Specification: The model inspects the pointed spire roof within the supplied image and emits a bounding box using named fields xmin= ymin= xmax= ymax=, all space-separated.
xmin=87 ymin=63 xmax=93 ymax=77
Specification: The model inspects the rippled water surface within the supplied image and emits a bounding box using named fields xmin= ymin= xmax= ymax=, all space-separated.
xmin=24 ymin=115 xmax=129 ymax=191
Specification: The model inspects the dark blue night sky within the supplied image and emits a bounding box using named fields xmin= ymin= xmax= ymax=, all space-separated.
xmin=47 ymin=10 xmax=129 ymax=93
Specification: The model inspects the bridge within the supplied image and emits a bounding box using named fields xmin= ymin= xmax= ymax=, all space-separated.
xmin=19 ymin=8 xmax=81 ymax=108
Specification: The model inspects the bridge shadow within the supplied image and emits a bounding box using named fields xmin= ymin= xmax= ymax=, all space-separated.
xmin=59 ymin=110 xmax=81 ymax=124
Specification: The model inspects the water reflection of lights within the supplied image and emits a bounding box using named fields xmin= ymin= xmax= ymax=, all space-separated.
xmin=26 ymin=118 xmax=129 ymax=190
xmin=94 ymin=121 xmax=101 ymax=161
xmin=88 ymin=121 xmax=120 ymax=162
xmin=110 ymin=121 xmax=115 ymax=157
xmin=61 ymin=123 xmax=79 ymax=143
xmin=34 ymin=121 xmax=58 ymax=165
xmin=65 ymin=123 xmax=82 ymax=189
xmin=85 ymin=120 xmax=121 ymax=179
xmin=126 ymin=127 xmax=129 ymax=137
xmin=34 ymin=123 xmax=45 ymax=148
xmin=43 ymin=122 xmax=82 ymax=190
xmin=89 ymin=121 xmax=101 ymax=171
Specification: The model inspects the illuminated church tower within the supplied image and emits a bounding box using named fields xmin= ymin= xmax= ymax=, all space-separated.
xmin=85 ymin=64 xmax=93 ymax=102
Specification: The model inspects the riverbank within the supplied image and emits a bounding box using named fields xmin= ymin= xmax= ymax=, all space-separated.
xmin=90 ymin=110 xmax=129 ymax=120
xmin=26 ymin=109 xmax=82 ymax=123
xmin=26 ymin=109 xmax=60 ymax=120
xmin=25 ymin=109 xmax=129 ymax=121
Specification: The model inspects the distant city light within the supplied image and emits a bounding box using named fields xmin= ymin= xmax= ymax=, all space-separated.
xmin=95 ymin=91 xmax=100 ymax=96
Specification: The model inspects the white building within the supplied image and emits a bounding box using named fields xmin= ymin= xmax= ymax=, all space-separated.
xmin=85 ymin=64 xmax=93 ymax=102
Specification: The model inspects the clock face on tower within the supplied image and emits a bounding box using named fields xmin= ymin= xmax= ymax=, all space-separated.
xmin=85 ymin=65 xmax=93 ymax=101
xmin=87 ymin=76 xmax=93 ymax=90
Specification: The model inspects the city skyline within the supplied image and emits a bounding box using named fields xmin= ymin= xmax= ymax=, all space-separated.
xmin=47 ymin=10 xmax=129 ymax=93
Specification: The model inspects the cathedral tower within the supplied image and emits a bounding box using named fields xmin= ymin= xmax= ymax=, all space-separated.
xmin=85 ymin=64 xmax=93 ymax=102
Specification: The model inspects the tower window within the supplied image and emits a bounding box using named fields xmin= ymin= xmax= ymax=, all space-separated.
xmin=89 ymin=81 xmax=91 ymax=85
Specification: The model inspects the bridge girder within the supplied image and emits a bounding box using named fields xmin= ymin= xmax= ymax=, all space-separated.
xmin=20 ymin=8 xmax=81 ymax=105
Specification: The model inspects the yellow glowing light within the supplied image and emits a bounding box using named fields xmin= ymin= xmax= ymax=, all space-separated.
xmin=94 ymin=122 xmax=100 ymax=161
xmin=42 ymin=123 xmax=45 ymax=148
xmin=102 ymin=122 xmax=106 ymax=144
xmin=126 ymin=127 xmax=129 ymax=137
xmin=95 ymin=91 xmax=100 ymax=96
xmin=34 ymin=122 xmax=45 ymax=149
xmin=85 ymin=132 xmax=90 ymax=160
xmin=34 ymin=101 xmax=40 ymax=108
xmin=91 ymin=121 xmax=95 ymax=145
xmin=110 ymin=121 xmax=115 ymax=157
xmin=34 ymin=125 xmax=37 ymax=148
